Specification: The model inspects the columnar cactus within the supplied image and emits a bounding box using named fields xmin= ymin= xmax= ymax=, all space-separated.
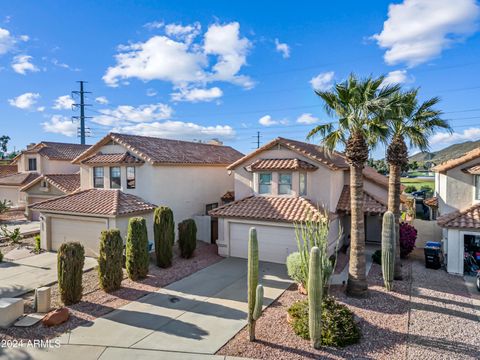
xmin=57 ymin=242 xmax=85 ymax=305
xmin=382 ymin=211 xmax=396 ymax=291
xmin=247 ymin=227 xmax=264 ymax=342
xmin=98 ymin=229 xmax=123 ymax=292
xmin=154 ymin=206 xmax=174 ymax=268
xmin=308 ymin=246 xmax=322 ymax=349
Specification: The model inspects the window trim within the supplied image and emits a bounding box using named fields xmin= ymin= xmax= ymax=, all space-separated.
xmin=93 ymin=167 xmax=104 ymax=188
xmin=28 ymin=158 xmax=37 ymax=171
xmin=258 ymin=172 xmax=272 ymax=195
xmin=278 ymin=172 xmax=293 ymax=195
xmin=126 ymin=166 xmax=136 ymax=189
xmin=299 ymin=172 xmax=307 ymax=196
xmin=110 ymin=166 xmax=121 ymax=189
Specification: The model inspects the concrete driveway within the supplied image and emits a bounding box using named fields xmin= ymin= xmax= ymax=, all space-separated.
xmin=3 ymin=258 xmax=291 ymax=359
xmin=0 ymin=252 xmax=97 ymax=298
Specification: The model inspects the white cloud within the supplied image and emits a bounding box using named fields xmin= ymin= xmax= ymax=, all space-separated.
xmin=42 ymin=115 xmax=77 ymax=137
xmin=296 ymin=113 xmax=318 ymax=125
xmin=146 ymin=88 xmax=157 ymax=97
xmin=51 ymin=58 xmax=80 ymax=72
xmin=430 ymin=127 xmax=480 ymax=146
xmin=258 ymin=115 xmax=288 ymax=127
xmin=0 ymin=27 xmax=15 ymax=55
xmin=19 ymin=35 xmax=29 ymax=42
xmin=144 ymin=21 xmax=164 ymax=30
xmin=381 ymin=69 xmax=415 ymax=86
xmin=165 ymin=22 xmax=201 ymax=45
xmin=11 ymin=55 xmax=39 ymax=74
xmin=310 ymin=71 xmax=335 ymax=90
xmin=274 ymin=38 xmax=290 ymax=58
xmin=373 ymin=0 xmax=480 ymax=67
xmin=36 ymin=106 xmax=45 ymax=112
xmin=171 ymin=86 xmax=223 ymax=103
xmin=52 ymin=95 xmax=75 ymax=110
xmin=95 ymin=96 xmax=109 ymax=105
xmin=92 ymin=102 xmax=173 ymax=126
xmin=8 ymin=92 xmax=40 ymax=109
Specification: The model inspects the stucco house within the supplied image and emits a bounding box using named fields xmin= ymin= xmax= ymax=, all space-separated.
xmin=432 ymin=147 xmax=480 ymax=274
xmin=209 ymin=137 xmax=390 ymax=264
xmin=31 ymin=132 xmax=243 ymax=256
xmin=0 ymin=141 xmax=89 ymax=208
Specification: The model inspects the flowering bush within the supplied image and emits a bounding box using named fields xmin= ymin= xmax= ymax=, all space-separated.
xmin=400 ymin=222 xmax=417 ymax=258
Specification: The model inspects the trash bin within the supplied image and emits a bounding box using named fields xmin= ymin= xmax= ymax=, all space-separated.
xmin=424 ymin=242 xmax=442 ymax=269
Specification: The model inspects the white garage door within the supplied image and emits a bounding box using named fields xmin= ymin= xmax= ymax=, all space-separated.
xmin=229 ymin=222 xmax=296 ymax=264
xmin=51 ymin=217 xmax=107 ymax=257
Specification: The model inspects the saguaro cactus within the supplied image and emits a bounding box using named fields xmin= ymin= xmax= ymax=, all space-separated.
xmin=308 ymin=246 xmax=322 ymax=349
xmin=382 ymin=211 xmax=396 ymax=291
xmin=247 ymin=227 xmax=264 ymax=342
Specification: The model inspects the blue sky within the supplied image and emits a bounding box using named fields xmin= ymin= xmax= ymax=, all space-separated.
xmin=1 ymin=0 xmax=480 ymax=158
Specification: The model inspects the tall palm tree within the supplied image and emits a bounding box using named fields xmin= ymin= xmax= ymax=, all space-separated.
xmin=385 ymin=90 xmax=451 ymax=279
xmin=307 ymin=74 xmax=400 ymax=297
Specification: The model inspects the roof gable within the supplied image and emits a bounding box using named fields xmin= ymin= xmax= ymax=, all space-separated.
xmin=14 ymin=142 xmax=90 ymax=162
xmin=20 ymin=173 xmax=80 ymax=194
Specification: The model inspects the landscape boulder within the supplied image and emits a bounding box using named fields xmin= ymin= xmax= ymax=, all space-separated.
xmin=42 ymin=308 xmax=69 ymax=327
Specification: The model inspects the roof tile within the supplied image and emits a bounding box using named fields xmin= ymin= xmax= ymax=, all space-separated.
xmin=82 ymin=152 xmax=144 ymax=165
xmin=336 ymin=185 xmax=387 ymax=214
xmin=437 ymin=203 xmax=480 ymax=229
xmin=247 ymin=158 xmax=318 ymax=171
xmin=0 ymin=172 xmax=40 ymax=186
xmin=433 ymin=147 xmax=480 ymax=173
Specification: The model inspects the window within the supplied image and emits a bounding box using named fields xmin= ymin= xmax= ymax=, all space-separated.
xmin=110 ymin=167 xmax=121 ymax=189
xmin=299 ymin=173 xmax=307 ymax=196
xmin=93 ymin=167 xmax=104 ymax=188
xmin=279 ymin=173 xmax=292 ymax=195
xmin=475 ymin=175 xmax=480 ymax=200
xmin=127 ymin=167 xmax=136 ymax=189
xmin=259 ymin=173 xmax=272 ymax=194
xmin=28 ymin=158 xmax=37 ymax=171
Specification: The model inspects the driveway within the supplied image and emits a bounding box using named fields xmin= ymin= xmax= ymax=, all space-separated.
xmin=2 ymin=258 xmax=291 ymax=359
xmin=0 ymin=252 xmax=97 ymax=298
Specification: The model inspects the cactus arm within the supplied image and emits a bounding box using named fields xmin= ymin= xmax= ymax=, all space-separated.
xmin=382 ymin=211 xmax=396 ymax=291
xmin=252 ymin=284 xmax=264 ymax=321
xmin=308 ymin=246 xmax=322 ymax=349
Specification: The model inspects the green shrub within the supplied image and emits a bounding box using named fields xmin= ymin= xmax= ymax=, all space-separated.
xmin=0 ymin=248 xmax=3 ymax=262
xmin=98 ymin=229 xmax=123 ymax=292
xmin=404 ymin=185 xmax=417 ymax=193
xmin=125 ymin=217 xmax=149 ymax=280
xmin=372 ymin=249 xmax=381 ymax=265
xmin=57 ymin=242 xmax=85 ymax=305
xmin=286 ymin=252 xmax=307 ymax=288
xmin=287 ymin=297 xmax=361 ymax=347
xmin=34 ymin=235 xmax=41 ymax=254
xmin=154 ymin=207 xmax=174 ymax=268
xmin=420 ymin=184 xmax=433 ymax=192
xmin=178 ymin=219 xmax=197 ymax=258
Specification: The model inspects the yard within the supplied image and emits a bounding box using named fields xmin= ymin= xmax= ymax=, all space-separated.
xmin=401 ymin=177 xmax=435 ymax=191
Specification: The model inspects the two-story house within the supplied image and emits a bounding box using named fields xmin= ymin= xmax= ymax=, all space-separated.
xmin=209 ymin=137 xmax=390 ymax=264
xmin=31 ymin=132 xmax=243 ymax=256
xmin=0 ymin=141 xmax=89 ymax=208
xmin=432 ymin=147 xmax=480 ymax=274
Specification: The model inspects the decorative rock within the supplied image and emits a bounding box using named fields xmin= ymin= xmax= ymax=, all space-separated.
xmin=35 ymin=286 xmax=51 ymax=313
xmin=42 ymin=308 xmax=69 ymax=327
xmin=0 ymin=298 xmax=24 ymax=328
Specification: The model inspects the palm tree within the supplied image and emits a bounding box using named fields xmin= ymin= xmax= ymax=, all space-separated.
xmin=385 ymin=90 xmax=451 ymax=279
xmin=307 ymin=74 xmax=400 ymax=297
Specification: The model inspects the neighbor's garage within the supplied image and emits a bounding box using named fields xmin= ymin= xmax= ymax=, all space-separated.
xmin=228 ymin=221 xmax=296 ymax=264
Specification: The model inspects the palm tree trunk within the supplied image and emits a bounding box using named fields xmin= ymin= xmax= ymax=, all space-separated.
xmin=388 ymin=164 xmax=403 ymax=280
xmin=346 ymin=163 xmax=368 ymax=297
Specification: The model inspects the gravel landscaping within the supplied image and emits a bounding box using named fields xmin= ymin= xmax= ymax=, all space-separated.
xmin=0 ymin=241 xmax=221 ymax=342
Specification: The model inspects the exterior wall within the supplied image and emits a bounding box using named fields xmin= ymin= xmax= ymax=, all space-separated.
xmin=194 ymin=215 xmax=211 ymax=243
xmin=0 ymin=185 xmax=21 ymax=206
xmin=366 ymin=214 xmax=382 ymax=243
xmin=17 ymin=153 xmax=42 ymax=173
xmin=412 ymin=219 xmax=443 ymax=248
xmin=113 ymin=212 xmax=155 ymax=246
xmin=25 ymin=181 xmax=65 ymax=197
xmin=17 ymin=153 xmax=79 ymax=174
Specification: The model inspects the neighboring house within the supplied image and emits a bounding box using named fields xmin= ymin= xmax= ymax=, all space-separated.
xmin=0 ymin=141 xmax=89 ymax=207
xmin=432 ymin=147 xmax=480 ymax=274
xmin=31 ymin=132 xmax=243 ymax=256
xmin=0 ymin=164 xmax=18 ymax=177
xmin=209 ymin=137 xmax=390 ymax=264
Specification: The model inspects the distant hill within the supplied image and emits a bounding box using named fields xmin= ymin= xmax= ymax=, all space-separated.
xmin=409 ymin=140 xmax=480 ymax=165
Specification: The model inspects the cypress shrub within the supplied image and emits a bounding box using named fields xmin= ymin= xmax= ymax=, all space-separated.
xmin=154 ymin=207 xmax=174 ymax=268
xmin=178 ymin=219 xmax=197 ymax=258
xmin=125 ymin=217 xmax=149 ymax=280
xmin=98 ymin=229 xmax=123 ymax=292
xmin=57 ymin=242 xmax=85 ymax=305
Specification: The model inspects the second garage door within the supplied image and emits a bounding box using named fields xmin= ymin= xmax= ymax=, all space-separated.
xmin=229 ymin=222 xmax=296 ymax=264
xmin=51 ymin=216 xmax=107 ymax=257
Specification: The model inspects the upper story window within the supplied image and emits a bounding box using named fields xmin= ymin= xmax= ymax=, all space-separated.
xmin=127 ymin=166 xmax=136 ymax=189
xmin=299 ymin=172 xmax=307 ymax=196
xmin=110 ymin=167 xmax=121 ymax=189
xmin=259 ymin=173 xmax=272 ymax=194
xmin=475 ymin=175 xmax=480 ymax=200
xmin=279 ymin=173 xmax=292 ymax=195
xmin=93 ymin=167 xmax=104 ymax=188
xmin=28 ymin=158 xmax=37 ymax=171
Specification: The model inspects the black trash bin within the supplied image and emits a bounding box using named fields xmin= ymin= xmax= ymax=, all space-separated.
xmin=424 ymin=242 xmax=442 ymax=269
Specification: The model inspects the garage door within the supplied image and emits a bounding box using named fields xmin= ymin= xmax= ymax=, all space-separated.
xmin=51 ymin=217 xmax=107 ymax=257
xmin=229 ymin=222 xmax=296 ymax=264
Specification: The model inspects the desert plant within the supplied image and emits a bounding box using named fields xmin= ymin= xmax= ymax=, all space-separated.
xmin=372 ymin=250 xmax=381 ymax=265
xmin=399 ymin=222 xmax=417 ymax=258
xmin=308 ymin=246 xmax=322 ymax=349
xmin=178 ymin=219 xmax=197 ymax=259
xmin=1 ymin=225 xmax=21 ymax=244
xmin=404 ymin=185 xmax=417 ymax=193
xmin=0 ymin=199 xmax=11 ymax=215
xmin=381 ymin=211 xmax=396 ymax=291
xmin=154 ymin=207 xmax=174 ymax=268
xmin=98 ymin=229 xmax=123 ymax=292
xmin=286 ymin=252 xmax=307 ymax=290
xmin=247 ymin=227 xmax=264 ymax=342
xmin=125 ymin=217 xmax=149 ymax=280
xmin=34 ymin=234 xmax=41 ymax=254
xmin=57 ymin=242 xmax=85 ymax=305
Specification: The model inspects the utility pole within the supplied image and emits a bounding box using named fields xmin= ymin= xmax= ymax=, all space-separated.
xmin=252 ymin=131 xmax=261 ymax=149
xmin=72 ymin=81 xmax=92 ymax=145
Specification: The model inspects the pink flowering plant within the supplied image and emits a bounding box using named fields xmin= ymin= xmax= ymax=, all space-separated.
xmin=399 ymin=222 xmax=417 ymax=258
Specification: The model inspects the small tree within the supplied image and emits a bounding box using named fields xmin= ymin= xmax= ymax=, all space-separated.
xmin=125 ymin=217 xmax=149 ymax=280
xmin=57 ymin=242 xmax=85 ymax=305
xmin=154 ymin=207 xmax=174 ymax=268
xmin=98 ymin=229 xmax=123 ymax=292
xmin=0 ymin=199 xmax=11 ymax=215
xmin=178 ymin=219 xmax=197 ymax=258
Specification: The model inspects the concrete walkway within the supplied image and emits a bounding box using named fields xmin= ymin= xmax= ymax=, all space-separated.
xmin=0 ymin=252 xmax=97 ymax=298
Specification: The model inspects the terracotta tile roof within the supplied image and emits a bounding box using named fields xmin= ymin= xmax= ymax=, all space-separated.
xmin=208 ymin=195 xmax=328 ymax=222
xmin=246 ymin=158 xmax=318 ymax=171
xmin=30 ymin=189 xmax=156 ymax=216
xmin=361 ymin=166 xmax=390 ymax=189
xmin=82 ymin=152 xmax=144 ymax=165
xmin=221 ymin=191 xmax=235 ymax=202
xmin=424 ymin=197 xmax=438 ymax=208
xmin=0 ymin=172 xmax=40 ymax=186
xmin=0 ymin=164 xmax=18 ymax=177
xmin=432 ymin=147 xmax=480 ymax=173
xmin=73 ymin=133 xmax=244 ymax=166
xmin=18 ymin=142 xmax=91 ymax=161
xmin=437 ymin=204 xmax=480 ymax=229
xmin=21 ymin=174 xmax=80 ymax=194
xmin=462 ymin=163 xmax=480 ymax=175
xmin=336 ymin=185 xmax=387 ymax=214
